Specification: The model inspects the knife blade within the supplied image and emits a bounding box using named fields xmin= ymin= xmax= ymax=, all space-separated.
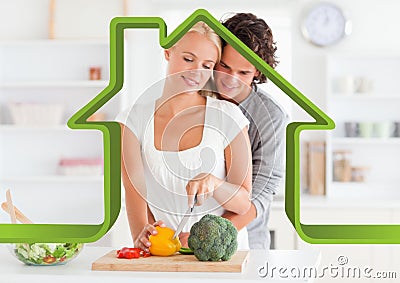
xmin=173 ymin=196 xmax=197 ymax=239
xmin=172 ymin=205 xmax=193 ymax=239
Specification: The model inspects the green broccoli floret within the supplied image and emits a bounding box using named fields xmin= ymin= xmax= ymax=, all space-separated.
xmin=188 ymin=214 xmax=238 ymax=261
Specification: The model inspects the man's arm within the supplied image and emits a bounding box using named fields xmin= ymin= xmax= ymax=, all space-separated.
xmin=222 ymin=94 xmax=288 ymax=233
xmin=250 ymin=96 xmax=288 ymax=220
xmin=222 ymin=203 xmax=257 ymax=231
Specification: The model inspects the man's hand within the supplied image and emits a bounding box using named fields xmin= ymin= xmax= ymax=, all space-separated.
xmin=179 ymin=232 xmax=190 ymax=248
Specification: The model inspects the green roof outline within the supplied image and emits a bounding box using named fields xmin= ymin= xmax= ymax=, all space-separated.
xmin=2 ymin=9 xmax=395 ymax=244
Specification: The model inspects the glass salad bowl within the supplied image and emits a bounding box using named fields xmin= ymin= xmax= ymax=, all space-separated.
xmin=10 ymin=243 xmax=84 ymax=266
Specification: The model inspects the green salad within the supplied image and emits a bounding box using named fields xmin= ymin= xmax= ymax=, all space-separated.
xmin=13 ymin=243 xmax=83 ymax=265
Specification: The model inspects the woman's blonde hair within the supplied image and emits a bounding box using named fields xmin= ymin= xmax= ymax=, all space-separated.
xmin=188 ymin=21 xmax=222 ymax=62
xmin=187 ymin=21 xmax=221 ymax=98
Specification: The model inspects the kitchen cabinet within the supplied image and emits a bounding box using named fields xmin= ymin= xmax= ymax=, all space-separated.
xmin=297 ymin=201 xmax=400 ymax=283
xmin=268 ymin=202 xmax=297 ymax=249
xmin=0 ymin=40 xmax=122 ymax=231
xmin=325 ymin=52 xmax=400 ymax=200
xmin=267 ymin=197 xmax=400 ymax=282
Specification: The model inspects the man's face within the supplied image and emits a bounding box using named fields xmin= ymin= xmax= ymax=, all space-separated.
xmin=214 ymin=45 xmax=259 ymax=102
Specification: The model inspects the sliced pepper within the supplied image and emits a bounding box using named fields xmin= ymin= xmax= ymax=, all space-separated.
xmin=179 ymin=247 xmax=194 ymax=255
xmin=116 ymin=247 xmax=148 ymax=259
xmin=123 ymin=249 xmax=140 ymax=259
xmin=149 ymin=226 xmax=181 ymax=256
xmin=142 ymin=251 xmax=151 ymax=257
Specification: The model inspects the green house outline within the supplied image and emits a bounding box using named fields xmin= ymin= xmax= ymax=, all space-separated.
xmin=2 ymin=9 xmax=394 ymax=244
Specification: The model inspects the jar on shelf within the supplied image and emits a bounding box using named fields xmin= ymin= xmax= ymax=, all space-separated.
xmin=351 ymin=166 xmax=370 ymax=182
xmin=89 ymin=66 xmax=102 ymax=80
xmin=344 ymin=121 xmax=359 ymax=137
xmin=393 ymin=121 xmax=400 ymax=137
xmin=359 ymin=122 xmax=374 ymax=138
xmin=333 ymin=150 xmax=352 ymax=182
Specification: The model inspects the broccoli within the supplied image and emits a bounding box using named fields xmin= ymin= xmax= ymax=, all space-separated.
xmin=188 ymin=214 xmax=238 ymax=261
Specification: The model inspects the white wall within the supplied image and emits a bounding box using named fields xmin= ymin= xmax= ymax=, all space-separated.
xmin=123 ymin=0 xmax=294 ymax=114
xmin=124 ymin=0 xmax=400 ymax=126
xmin=2 ymin=0 xmax=400 ymax=118
xmin=290 ymin=0 xmax=400 ymax=126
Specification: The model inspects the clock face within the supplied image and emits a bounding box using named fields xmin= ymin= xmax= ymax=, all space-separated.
xmin=302 ymin=2 xmax=351 ymax=47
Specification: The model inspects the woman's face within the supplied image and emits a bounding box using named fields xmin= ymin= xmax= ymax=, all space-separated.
xmin=164 ymin=31 xmax=218 ymax=93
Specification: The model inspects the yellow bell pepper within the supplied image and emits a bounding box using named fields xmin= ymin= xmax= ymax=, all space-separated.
xmin=149 ymin=226 xmax=181 ymax=256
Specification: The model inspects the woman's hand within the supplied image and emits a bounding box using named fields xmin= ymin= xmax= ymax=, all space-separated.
xmin=186 ymin=173 xmax=223 ymax=207
xmin=179 ymin=232 xmax=190 ymax=248
xmin=134 ymin=220 xmax=166 ymax=252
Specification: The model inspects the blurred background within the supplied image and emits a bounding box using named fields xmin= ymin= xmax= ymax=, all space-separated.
xmin=0 ymin=1 xmax=400 ymax=280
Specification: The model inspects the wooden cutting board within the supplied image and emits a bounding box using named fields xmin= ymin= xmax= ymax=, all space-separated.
xmin=92 ymin=250 xmax=249 ymax=273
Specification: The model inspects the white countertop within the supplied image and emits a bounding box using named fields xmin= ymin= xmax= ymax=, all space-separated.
xmin=0 ymin=245 xmax=320 ymax=283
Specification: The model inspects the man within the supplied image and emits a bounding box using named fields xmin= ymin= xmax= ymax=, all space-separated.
xmin=215 ymin=13 xmax=289 ymax=249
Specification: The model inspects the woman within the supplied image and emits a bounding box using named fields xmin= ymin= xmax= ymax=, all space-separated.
xmin=116 ymin=22 xmax=252 ymax=251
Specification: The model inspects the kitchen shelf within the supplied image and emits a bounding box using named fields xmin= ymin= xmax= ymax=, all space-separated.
xmin=329 ymin=94 xmax=400 ymax=100
xmin=0 ymin=125 xmax=69 ymax=131
xmin=0 ymin=80 xmax=108 ymax=88
xmin=331 ymin=181 xmax=378 ymax=186
xmin=0 ymin=39 xmax=108 ymax=45
xmin=328 ymin=181 xmax=400 ymax=199
xmin=332 ymin=137 xmax=400 ymax=145
xmin=325 ymin=53 xmax=400 ymax=199
xmin=0 ymin=125 xmax=106 ymax=133
xmin=0 ymin=39 xmax=116 ymax=197
xmin=0 ymin=175 xmax=104 ymax=183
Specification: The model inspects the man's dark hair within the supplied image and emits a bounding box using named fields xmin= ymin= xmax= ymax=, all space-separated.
xmin=222 ymin=13 xmax=278 ymax=84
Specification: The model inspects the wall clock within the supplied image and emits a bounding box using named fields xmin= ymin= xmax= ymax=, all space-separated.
xmin=301 ymin=2 xmax=352 ymax=47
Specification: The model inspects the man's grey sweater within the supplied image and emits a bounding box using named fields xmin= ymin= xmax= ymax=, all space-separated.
xmin=239 ymin=87 xmax=289 ymax=249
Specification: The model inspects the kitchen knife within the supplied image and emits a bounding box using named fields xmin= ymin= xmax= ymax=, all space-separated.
xmin=173 ymin=196 xmax=197 ymax=239
xmin=172 ymin=206 xmax=193 ymax=239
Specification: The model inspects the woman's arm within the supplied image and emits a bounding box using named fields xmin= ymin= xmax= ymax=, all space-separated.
xmin=186 ymin=127 xmax=252 ymax=215
xmin=121 ymin=124 xmax=163 ymax=250
xmin=215 ymin=127 xmax=253 ymax=215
